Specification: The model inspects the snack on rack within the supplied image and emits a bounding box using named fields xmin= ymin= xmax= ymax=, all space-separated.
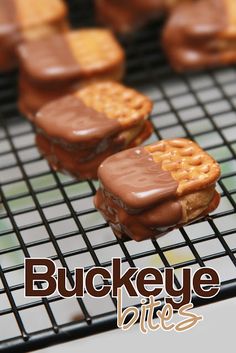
xmin=17 ymin=29 xmax=125 ymax=119
xmin=95 ymin=138 xmax=221 ymax=241
xmin=95 ymin=0 xmax=164 ymax=33
xmin=95 ymin=0 xmax=190 ymax=33
xmin=162 ymin=0 xmax=236 ymax=71
xmin=0 ymin=0 xmax=68 ymax=71
xmin=35 ymin=81 xmax=153 ymax=180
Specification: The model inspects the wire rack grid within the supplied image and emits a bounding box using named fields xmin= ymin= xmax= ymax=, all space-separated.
xmin=0 ymin=0 xmax=236 ymax=352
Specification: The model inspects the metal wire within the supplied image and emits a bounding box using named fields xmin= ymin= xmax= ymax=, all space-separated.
xmin=0 ymin=0 xmax=236 ymax=352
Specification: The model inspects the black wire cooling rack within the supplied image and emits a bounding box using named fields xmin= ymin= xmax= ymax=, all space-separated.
xmin=1 ymin=0 xmax=236 ymax=352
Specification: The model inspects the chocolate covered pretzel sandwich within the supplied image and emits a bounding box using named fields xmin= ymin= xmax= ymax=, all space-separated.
xmin=163 ymin=0 xmax=236 ymax=71
xmin=35 ymin=82 xmax=153 ymax=180
xmin=95 ymin=0 xmax=192 ymax=33
xmin=17 ymin=29 xmax=125 ymax=119
xmin=96 ymin=0 xmax=165 ymax=33
xmin=0 ymin=0 xmax=68 ymax=71
xmin=95 ymin=138 xmax=221 ymax=241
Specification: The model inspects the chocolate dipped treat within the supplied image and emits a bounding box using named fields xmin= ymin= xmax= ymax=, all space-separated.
xmin=96 ymin=0 xmax=164 ymax=33
xmin=95 ymin=0 xmax=191 ymax=33
xmin=0 ymin=0 xmax=68 ymax=71
xmin=163 ymin=0 xmax=236 ymax=71
xmin=35 ymin=82 xmax=153 ymax=180
xmin=95 ymin=138 xmax=221 ymax=241
xmin=17 ymin=29 xmax=125 ymax=119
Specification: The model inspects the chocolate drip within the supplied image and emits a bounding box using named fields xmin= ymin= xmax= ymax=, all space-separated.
xmin=98 ymin=146 xmax=179 ymax=210
xmin=35 ymin=95 xmax=122 ymax=143
xmin=18 ymin=34 xmax=80 ymax=82
xmin=95 ymin=187 xmax=183 ymax=242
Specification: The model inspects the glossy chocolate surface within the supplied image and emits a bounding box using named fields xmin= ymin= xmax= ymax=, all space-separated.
xmin=35 ymin=95 xmax=122 ymax=143
xmin=163 ymin=0 xmax=229 ymax=70
xmin=0 ymin=0 xmax=19 ymax=50
xmin=94 ymin=188 xmax=182 ymax=241
xmin=18 ymin=34 xmax=79 ymax=82
xmin=169 ymin=0 xmax=226 ymax=36
xmin=95 ymin=145 xmax=185 ymax=240
xmin=94 ymin=187 xmax=219 ymax=241
xmin=96 ymin=0 xmax=164 ymax=33
xmin=114 ymin=0 xmax=163 ymax=11
xmin=36 ymin=133 xmax=116 ymax=180
xmin=36 ymin=120 xmax=152 ymax=180
xmin=98 ymin=146 xmax=179 ymax=210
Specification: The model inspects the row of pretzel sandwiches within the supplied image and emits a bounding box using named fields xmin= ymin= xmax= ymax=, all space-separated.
xmin=0 ymin=0 xmax=222 ymax=242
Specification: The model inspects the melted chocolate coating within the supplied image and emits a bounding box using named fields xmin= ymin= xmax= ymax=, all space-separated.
xmin=36 ymin=133 xmax=124 ymax=180
xmin=35 ymin=95 xmax=122 ymax=143
xmin=95 ymin=146 xmax=184 ymax=240
xmin=95 ymin=188 xmax=182 ymax=241
xmin=0 ymin=0 xmax=20 ymax=69
xmin=0 ymin=0 xmax=17 ymax=30
xmin=18 ymin=34 xmax=79 ymax=82
xmin=98 ymin=146 xmax=179 ymax=210
xmin=36 ymin=118 xmax=153 ymax=181
xmin=18 ymin=72 xmax=78 ymax=120
xmin=170 ymin=0 xmax=226 ymax=37
xmin=94 ymin=142 xmax=222 ymax=241
xmin=0 ymin=0 xmax=17 ymax=33
xmin=96 ymin=0 xmax=164 ymax=33
xmin=94 ymin=187 xmax=220 ymax=241
xmin=113 ymin=0 xmax=164 ymax=11
xmin=163 ymin=0 xmax=229 ymax=71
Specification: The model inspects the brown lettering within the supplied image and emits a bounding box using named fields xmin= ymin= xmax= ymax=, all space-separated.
xmin=86 ymin=267 xmax=111 ymax=297
xmin=193 ymin=268 xmax=220 ymax=298
xmin=25 ymin=258 xmax=56 ymax=297
xmin=165 ymin=268 xmax=191 ymax=310
xmin=112 ymin=258 xmax=138 ymax=297
xmin=137 ymin=269 xmax=163 ymax=297
xmin=57 ymin=268 xmax=84 ymax=297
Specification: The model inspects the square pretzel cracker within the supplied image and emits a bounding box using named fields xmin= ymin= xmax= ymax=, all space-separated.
xmin=0 ymin=0 xmax=68 ymax=71
xmin=35 ymin=81 xmax=153 ymax=180
xmin=163 ymin=0 xmax=236 ymax=71
xmin=94 ymin=138 xmax=221 ymax=241
xmin=17 ymin=29 xmax=125 ymax=119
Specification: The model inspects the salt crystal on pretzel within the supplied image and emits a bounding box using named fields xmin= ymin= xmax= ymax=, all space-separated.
xmin=94 ymin=138 xmax=221 ymax=241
